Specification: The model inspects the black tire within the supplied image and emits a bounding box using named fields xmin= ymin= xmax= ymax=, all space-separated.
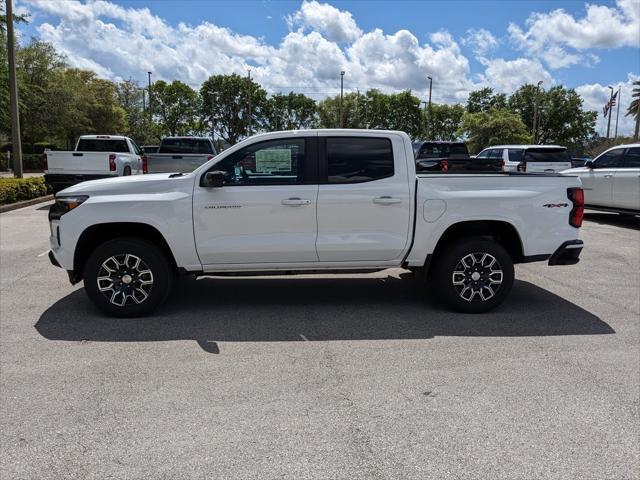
xmin=431 ymin=236 xmax=514 ymax=313
xmin=83 ymin=238 xmax=173 ymax=317
xmin=123 ymin=166 xmax=131 ymax=176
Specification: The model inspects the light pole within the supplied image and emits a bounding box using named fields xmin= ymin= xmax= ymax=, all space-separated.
xmin=147 ymin=71 xmax=153 ymax=116
xmin=606 ymin=86 xmax=614 ymax=138
xmin=532 ymin=80 xmax=543 ymax=144
xmin=247 ymin=69 xmax=252 ymax=135
xmin=6 ymin=0 xmax=23 ymax=178
xmin=614 ymin=87 xmax=621 ymax=138
xmin=421 ymin=101 xmax=427 ymax=138
xmin=426 ymin=76 xmax=432 ymax=139
xmin=340 ymin=71 xmax=345 ymax=128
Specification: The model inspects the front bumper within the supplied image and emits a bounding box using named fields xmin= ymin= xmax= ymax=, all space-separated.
xmin=548 ymin=240 xmax=583 ymax=266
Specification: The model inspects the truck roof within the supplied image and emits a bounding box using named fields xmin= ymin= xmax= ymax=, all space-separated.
xmin=78 ymin=135 xmax=129 ymax=140
xmin=486 ymin=144 xmax=565 ymax=149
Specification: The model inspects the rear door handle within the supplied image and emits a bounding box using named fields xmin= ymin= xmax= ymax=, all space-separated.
xmin=281 ymin=197 xmax=311 ymax=206
xmin=604 ymin=174 xmax=613 ymax=178
xmin=373 ymin=196 xmax=402 ymax=205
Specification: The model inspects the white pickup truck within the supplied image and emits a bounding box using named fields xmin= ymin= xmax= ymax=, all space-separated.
xmin=48 ymin=130 xmax=585 ymax=317
xmin=44 ymin=135 xmax=146 ymax=193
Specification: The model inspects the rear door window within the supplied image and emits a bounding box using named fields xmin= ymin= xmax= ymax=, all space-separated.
xmin=326 ymin=137 xmax=394 ymax=183
xmin=77 ymin=138 xmax=129 ymax=153
xmin=594 ymin=148 xmax=625 ymax=168
xmin=508 ymin=149 xmax=524 ymax=162
xmin=488 ymin=149 xmax=503 ymax=159
xmin=622 ymin=147 xmax=640 ymax=168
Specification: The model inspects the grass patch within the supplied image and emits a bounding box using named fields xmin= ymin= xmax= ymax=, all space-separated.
xmin=0 ymin=177 xmax=51 ymax=205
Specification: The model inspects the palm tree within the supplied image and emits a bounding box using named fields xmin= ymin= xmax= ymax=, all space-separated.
xmin=626 ymin=80 xmax=640 ymax=141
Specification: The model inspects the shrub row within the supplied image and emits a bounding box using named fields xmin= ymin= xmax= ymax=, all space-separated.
xmin=0 ymin=177 xmax=51 ymax=204
xmin=0 ymin=153 xmax=47 ymax=172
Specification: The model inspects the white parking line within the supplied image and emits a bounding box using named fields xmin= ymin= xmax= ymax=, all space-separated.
xmin=37 ymin=250 xmax=49 ymax=257
xmin=299 ymin=334 xmax=309 ymax=341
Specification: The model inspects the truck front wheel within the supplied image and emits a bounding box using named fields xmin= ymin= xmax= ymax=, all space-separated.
xmin=431 ymin=237 xmax=514 ymax=313
xmin=83 ymin=238 xmax=173 ymax=317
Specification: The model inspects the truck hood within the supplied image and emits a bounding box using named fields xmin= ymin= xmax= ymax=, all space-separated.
xmin=56 ymin=173 xmax=195 ymax=196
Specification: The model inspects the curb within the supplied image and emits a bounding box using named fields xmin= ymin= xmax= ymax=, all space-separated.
xmin=0 ymin=195 xmax=54 ymax=213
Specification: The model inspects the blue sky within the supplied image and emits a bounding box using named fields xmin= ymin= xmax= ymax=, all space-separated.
xmin=15 ymin=0 xmax=640 ymax=135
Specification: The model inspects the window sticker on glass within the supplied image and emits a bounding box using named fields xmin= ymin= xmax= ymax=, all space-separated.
xmin=255 ymin=149 xmax=292 ymax=173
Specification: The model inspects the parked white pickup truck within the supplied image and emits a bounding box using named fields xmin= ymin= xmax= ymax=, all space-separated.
xmin=48 ymin=130 xmax=585 ymax=317
xmin=146 ymin=136 xmax=217 ymax=173
xmin=44 ymin=135 xmax=145 ymax=193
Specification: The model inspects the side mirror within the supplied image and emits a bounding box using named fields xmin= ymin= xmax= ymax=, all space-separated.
xmin=585 ymin=160 xmax=594 ymax=169
xmin=201 ymin=171 xmax=225 ymax=188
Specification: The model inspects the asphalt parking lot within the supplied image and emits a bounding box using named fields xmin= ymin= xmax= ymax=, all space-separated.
xmin=1 ymin=202 xmax=638 ymax=480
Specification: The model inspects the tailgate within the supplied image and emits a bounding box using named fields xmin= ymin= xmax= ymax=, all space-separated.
xmin=147 ymin=153 xmax=209 ymax=173
xmin=46 ymin=151 xmax=111 ymax=174
xmin=525 ymin=161 xmax=572 ymax=173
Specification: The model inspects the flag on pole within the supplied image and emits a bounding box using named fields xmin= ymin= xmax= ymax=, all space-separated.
xmin=603 ymin=90 xmax=618 ymax=117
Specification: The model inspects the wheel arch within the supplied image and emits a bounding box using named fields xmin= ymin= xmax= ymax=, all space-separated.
xmin=73 ymin=222 xmax=178 ymax=282
xmin=426 ymin=220 xmax=524 ymax=271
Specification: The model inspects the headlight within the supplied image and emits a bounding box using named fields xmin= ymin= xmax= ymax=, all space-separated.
xmin=49 ymin=195 xmax=89 ymax=220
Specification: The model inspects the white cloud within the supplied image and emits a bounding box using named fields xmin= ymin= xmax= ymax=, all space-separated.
xmin=575 ymin=73 xmax=639 ymax=137
xmin=462 ymin=28 xmax=499 ymax=56
xmin=476 ymin=57 xmax=553 ymax=94
xmin=509 ymin=0 xmax=640 ymax=69
xmin=286 ymin=0 xmax=362 ymax=43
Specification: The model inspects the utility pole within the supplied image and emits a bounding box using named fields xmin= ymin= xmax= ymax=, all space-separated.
xmin=635 ymin=92 xmax=640 ymax=141
xmin=606 ymin=86 xmax=614 ymax=139
xmin=147 ymin=71 xmax=153 ymax=117
xmin=247 ymin=69 xmax=252 ymax=135
xmin=426 ymin=76 xmax=432 ymax=139
xmin=614 ymin=87 xmax=621 ymax=138
xmin=532 ymin=81 xmax=543 ymax=144
xmin=6 ymin=0 xmax=23 ymax=178
xmin=142 ymin=88 xmax=146 ymax=112
xmin=340 ymin=71 xmax=345 ymax=128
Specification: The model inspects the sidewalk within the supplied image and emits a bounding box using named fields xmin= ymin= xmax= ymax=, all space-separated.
xmin=0 ymin=171 xmax=44 ymax=178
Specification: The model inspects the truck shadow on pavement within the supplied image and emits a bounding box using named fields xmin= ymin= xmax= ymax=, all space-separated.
xmin=35 ymin=276 xmax=614 ymax=353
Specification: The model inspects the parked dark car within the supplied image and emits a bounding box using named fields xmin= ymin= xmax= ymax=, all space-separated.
xmin=413 ymin=141 xmax=502 ymax=172
xmin=142 ymin=145 xmax=160 ymax=154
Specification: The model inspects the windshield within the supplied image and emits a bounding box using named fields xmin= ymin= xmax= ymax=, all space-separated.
xmin=524 ymin=148 xmax=570 ymax=162
xmin=159 ymin=138 xmax=214 ymax=154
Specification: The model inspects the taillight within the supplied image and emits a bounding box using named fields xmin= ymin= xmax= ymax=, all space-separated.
xmin=568 ymin=187 xmax=584 ymax=228
xmin=440 ymin=159 xmax=449 ymax=172
xmin=142 ymin=155 xmax=148 ymax=174
xmin=517 ymin=162 xmax=526 ymax=172
xmin=108 ymin=153 xmax=116 ymax=172
xmin=500 ymin=158 xmax=505 ymax=171
xmin=43 ymin=153 xmax=48 ymax=171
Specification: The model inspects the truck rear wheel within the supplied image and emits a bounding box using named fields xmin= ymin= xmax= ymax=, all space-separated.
xmin=83 ymin=238 xmax=173 ymax=317
xmin=431 ymin=237 xmax=514 ymax=313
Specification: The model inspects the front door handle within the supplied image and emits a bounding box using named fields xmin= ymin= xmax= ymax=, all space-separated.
xmin=373 ymin=196 xmax=402 ymax=205
xmin=604 ymin=174 xmax=613 ymax=178
xmin=281 ymin=197 xmax=311 ymax=206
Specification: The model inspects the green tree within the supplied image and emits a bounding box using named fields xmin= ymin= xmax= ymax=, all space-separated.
xmin=150 ymin=80 xmax=198 ymax=136
xmin=0 ymin=10 xmax=29 ymax=140
xmin=466 ymin=87 xmax=507 ymax=113
xmin=457 ymin=109 xmax=532 ymax=154
xmin=626 ymin=80 xmax=639 ymax=141
xmin=535 ymin=86 xmax=597 ymax=152
xmin=16 ymin=40 xmax=67 ymax=144
xmin=317 ymin=92 xmax=364 ymax=129
xmin=428 ymin=103 xmax=465 ymax=141
xmin=48 ymin=69 xmax=125 ymax=147
xmin=200 ymin=74 xmax=267 ymax=145
xmin=116 ymin=79 xmax=156 ymax=144
xmin=263 ymin=92 xmax=317 ymax=131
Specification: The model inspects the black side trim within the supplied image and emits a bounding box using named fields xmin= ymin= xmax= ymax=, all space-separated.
xmin=521 ymin=254 xmax=551 ymax=263
xmin=48 ymin=250 xmax=61 ymax=268
xmin=548 ymin=240 xmax=583 ymax=266
xmin=401 ymin=177 xmax=419 ymax=267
